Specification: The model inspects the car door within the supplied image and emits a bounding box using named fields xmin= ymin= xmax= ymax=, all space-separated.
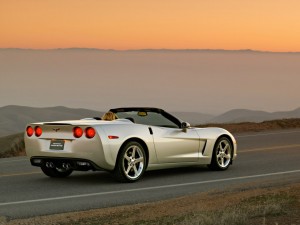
xmin=150 ymin=126 xmax=200 ymax=163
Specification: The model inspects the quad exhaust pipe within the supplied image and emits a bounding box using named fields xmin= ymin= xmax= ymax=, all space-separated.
xmin=45 ymin=162 xmax=54 ymax=168
xmin=45 ymin=162 xmax=71 ymax=170
xmin=62 ymin=163 xmax=71 ymax=170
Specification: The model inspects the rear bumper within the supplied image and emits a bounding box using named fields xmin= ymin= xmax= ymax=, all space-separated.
xmin=30 ymin=156 xmax=106 ymax=171
xmin=25 ymin=133 xmax=116 ymax=171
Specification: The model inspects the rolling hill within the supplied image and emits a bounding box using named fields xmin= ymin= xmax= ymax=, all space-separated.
xmin=172 ymin=112 xmax=214 ymax=125
xmin=0 ymin=105 xmax=214 ymax=137
xmin=0 ymin=105 xmax=104 ymax=137
xmin=210 ymin=107 xmax=300 ymax=123
xmin=0 ymin=105 xmax=299 ymax=137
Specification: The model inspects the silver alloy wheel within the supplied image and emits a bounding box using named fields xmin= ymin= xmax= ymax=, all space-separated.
xmin=216 ymin=139 xmax=232 ymax=168
xmin=122 ymin=145 xmax=145 ymax=180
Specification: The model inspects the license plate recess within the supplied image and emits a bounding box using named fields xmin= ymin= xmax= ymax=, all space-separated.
xmin=50 ymin=140 xmax=65 ymax=150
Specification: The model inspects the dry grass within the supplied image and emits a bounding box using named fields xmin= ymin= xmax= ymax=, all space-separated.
xmin=196 ymin=118 xmax=300 ymax=133
xmin=6 ymin=182 xmax=300 ymax=225
xmin=0 ymin=133 xmax=25 ymax=158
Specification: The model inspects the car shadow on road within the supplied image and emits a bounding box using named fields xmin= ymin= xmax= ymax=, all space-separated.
xmin=34 ymin=165 xmax=214 ymax=186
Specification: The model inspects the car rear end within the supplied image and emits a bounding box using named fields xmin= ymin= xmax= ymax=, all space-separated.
xmin=25 ymin=121 xmax=113 ymax=172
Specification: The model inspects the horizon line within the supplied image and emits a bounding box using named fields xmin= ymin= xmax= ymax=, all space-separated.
xmin=1 ymin=104 xmax=299 ymax=115
xmin=1 ymin=48 xmax=300 ymax=54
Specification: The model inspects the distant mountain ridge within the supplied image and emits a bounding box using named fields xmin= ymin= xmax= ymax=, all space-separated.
xmin=210 ymin=107 xmax=300 ymax=123
xmin=1 ymin=48 xmax=300 ymax=54
xmin=172 ymin=112 xmax=214 ymax=125
xmin=0 ymin=105 xmax=299 ymax=137
xmin=0 ymin=105 xmax=104 ymax=137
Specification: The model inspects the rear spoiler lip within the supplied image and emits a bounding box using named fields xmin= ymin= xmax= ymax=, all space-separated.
xmin=43 ymin=123 xmax=72 ymax=125
xmin=27 ymin=119 xmax=131 ymax=127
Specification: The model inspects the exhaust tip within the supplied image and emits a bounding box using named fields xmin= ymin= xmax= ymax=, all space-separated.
xmin=46 ymin=162 xmax=55 ymax=168
xmin=62 ymin=163 xmax=71 ymax=170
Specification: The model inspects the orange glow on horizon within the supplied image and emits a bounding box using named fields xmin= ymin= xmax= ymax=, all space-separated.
xmin=1 ymin=0 xmax=300 ymax=52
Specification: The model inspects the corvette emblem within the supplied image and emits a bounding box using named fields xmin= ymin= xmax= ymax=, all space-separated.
xmin=53 ymin=128 xmax=60 ymax=132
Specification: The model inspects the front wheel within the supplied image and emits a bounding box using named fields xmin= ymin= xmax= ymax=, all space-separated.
xmin=114 ymin=141 xmax=146 ymax=182
xmin=209 ymin=137 xmax=232 ymax=170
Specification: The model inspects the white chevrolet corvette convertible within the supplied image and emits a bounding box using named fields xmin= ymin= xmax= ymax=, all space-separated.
xmin=25 ymin=107 xmax=237 ymax=182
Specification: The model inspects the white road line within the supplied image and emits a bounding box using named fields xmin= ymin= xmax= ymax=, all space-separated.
xmin=236 ymin=130 xmax=300 ymax=138
xmin=240 ymin=144 xmax=300 ymax=153
xmin=0 ymin=169 xmax=300 ymax=207
xmin=0 ymin=158 xmax=27 ymax=164
xmin=0 ymin=171 xmax=41 ymax=178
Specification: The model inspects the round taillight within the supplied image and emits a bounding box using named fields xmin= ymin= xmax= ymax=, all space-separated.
xmin=73 ymin=127 xmax=83 ymax=138
xmin=35 ymin=126 xmax=42 ymax=137
xmin=85 ymin=127 xmax=96 ymax=139
xmin=26 ymin=126 xmax=34 ymax=137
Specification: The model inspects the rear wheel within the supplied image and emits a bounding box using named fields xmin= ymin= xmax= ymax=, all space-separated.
xmin=209 ymin=137 xmax=232 ymax=170
xmin=41 ymin=165 xmax=73 ymax=178
xmin=114 ymin=141 xmax=146 ymax=182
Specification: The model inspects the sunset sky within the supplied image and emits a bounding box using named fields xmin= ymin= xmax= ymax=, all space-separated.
xmin=1 ymin=0 xmax=300 ymax=51
xmin=1 ymin=1 xmax=299 ymax=115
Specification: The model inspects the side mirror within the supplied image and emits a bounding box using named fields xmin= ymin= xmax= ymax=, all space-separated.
xmin=181 ymin=122 xmax=191 ymax=132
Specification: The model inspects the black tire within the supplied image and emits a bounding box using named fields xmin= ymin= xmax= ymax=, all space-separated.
xmin=41 ymin=165 xmax=73 ymax=178
xmin=209 ymin=137 xmax=232 ymax=171
xmin=114 ymin=141 xmax=146 ymax=182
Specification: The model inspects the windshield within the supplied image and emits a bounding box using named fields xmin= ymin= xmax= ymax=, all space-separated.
xmin=115 ymin=111 xmax=180 ymax=128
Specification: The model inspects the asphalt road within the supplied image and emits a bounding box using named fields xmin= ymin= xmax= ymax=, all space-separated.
xmin=0 ymin=129 xmax=300 ymax=219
